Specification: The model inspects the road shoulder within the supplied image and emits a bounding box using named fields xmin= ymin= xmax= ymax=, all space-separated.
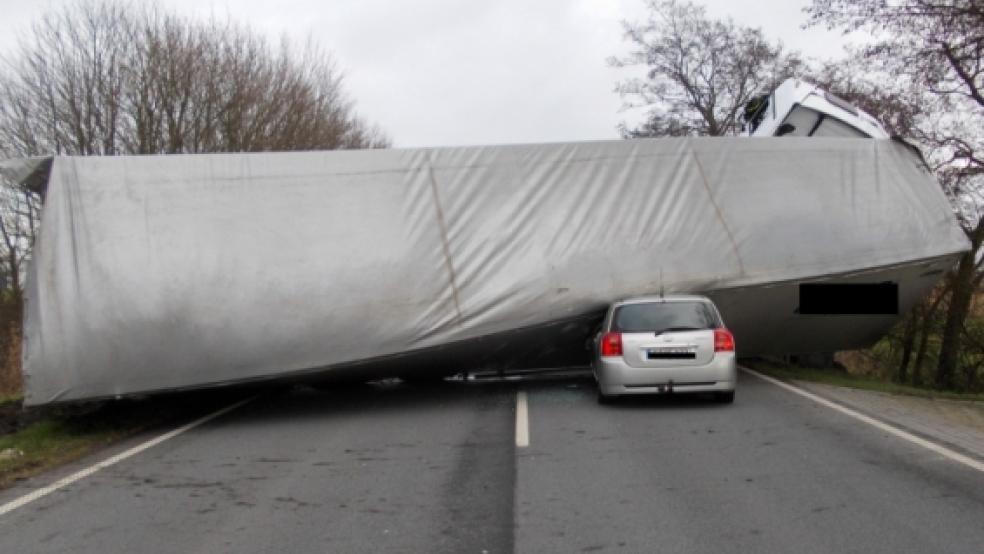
xmin=748 ymin=369 xmax=984 ymax=463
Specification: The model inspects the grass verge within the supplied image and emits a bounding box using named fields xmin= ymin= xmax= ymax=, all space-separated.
xmin=0 ymin=418 xmax=134 ymax=488
xmin=0 ymin=394 xmax=21 ymax=409
xmin=0 ymin=389 xmax=249 ymax=490
xmin=743 ymin=358 xmax=984 ymax=403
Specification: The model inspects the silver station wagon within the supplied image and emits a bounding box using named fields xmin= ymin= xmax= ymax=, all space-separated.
xmin=593 ymin=295 xmax=736 ymax=404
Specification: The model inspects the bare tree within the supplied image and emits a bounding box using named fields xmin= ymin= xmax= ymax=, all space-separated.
xmin=610 ymin=0 xmax=802 ymax=137
xmin=0 ymin=1 xmax=388 ymax=160
xmin=808 ymin=0 xmax=984 ymax=390
xmin=812 ymin=60 xmax=927 ymax=139
xmin=0 ymin=161 xmax=41 ymax=395
xmin=0 ymin=172 xmax=40 ymax=294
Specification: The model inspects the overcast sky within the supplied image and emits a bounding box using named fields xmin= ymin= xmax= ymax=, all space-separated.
xmin=0 ymin=0 xmax=856 ymax=148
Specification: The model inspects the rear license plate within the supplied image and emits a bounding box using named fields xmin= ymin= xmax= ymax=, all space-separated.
xmin=646 ymin=348 xmax=696 ymax=360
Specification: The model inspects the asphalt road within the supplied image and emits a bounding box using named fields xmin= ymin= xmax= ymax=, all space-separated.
xmin=1 ymin=371 xmax=983 ymax=553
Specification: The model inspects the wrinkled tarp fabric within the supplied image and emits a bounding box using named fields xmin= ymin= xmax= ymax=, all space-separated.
xmin=18 ymin=138 xmax=969 ymax=404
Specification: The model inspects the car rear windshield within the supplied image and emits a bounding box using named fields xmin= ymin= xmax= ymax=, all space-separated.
xmin=612 ymin=302 xmax=721 ymax=333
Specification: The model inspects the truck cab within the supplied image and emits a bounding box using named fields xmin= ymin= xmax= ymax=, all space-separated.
xmin=743 ymin=79 xmax=889 ymax=139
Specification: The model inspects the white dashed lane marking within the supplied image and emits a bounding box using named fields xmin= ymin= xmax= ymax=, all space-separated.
xmin=516 ymin=390 xmax=529 ymax=448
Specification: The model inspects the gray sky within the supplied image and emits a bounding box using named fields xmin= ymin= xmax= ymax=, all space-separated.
xmin=0 ymin=0 xmax=854 ymax=148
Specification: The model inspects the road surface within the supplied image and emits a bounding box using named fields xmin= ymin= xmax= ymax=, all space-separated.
xmin=1 ymin=371 xmax=983 ymax=553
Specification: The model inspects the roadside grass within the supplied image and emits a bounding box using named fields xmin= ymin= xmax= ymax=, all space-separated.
xmin=0 ymin=418 xmax=133 ymax=488
xmin=743 ymin=357 xmax=984 ymax=403
xmin=0 ymin=390 xmax=249 ymax=490
xmin=0 ymin=393 xmax=21 ymax=408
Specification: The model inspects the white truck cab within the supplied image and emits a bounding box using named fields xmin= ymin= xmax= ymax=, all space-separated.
xmin=743 ymin=79 xmax=889 ymax=139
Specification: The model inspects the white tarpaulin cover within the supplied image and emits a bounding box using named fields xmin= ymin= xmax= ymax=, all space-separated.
xmin=16 ymin=138 xmax=969 ymax=404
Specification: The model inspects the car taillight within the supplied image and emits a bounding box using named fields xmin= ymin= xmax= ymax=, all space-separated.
xmin=600 ymin=332 xmax=622 ymax=357
xmin=714 ymin=328 xmax=735 ymax=352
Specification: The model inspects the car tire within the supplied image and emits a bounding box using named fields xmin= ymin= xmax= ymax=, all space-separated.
xmin=597 ymin=390 xmax=615 ymax=405
xmin=715 ymin=391 xmax=735 ymax=404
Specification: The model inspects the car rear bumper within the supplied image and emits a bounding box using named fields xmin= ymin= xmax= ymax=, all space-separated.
xmin=594 ymin=353 xmax=737 ymax=396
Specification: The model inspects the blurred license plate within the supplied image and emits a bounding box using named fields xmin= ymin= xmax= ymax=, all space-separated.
xmin=646 ymin=348 xmax=696 ymax=359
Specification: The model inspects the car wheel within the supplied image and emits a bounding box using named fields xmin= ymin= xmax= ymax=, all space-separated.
xmin=714 ymin=391 xmax=735 ymax=404
xmin=597 ymin=390 xmax=615 ymax=405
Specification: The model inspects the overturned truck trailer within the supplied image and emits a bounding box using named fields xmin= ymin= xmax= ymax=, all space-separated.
xmin=5 ymin=137 xmax=970 ymax=405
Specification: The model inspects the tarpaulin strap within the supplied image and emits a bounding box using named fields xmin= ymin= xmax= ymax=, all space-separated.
xmin=691 ymin=150 xmax=746 ymax=276
xmin=426 ymin=164 xmax=463 ymax=323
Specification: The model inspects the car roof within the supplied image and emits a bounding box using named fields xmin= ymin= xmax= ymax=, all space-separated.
xmin=612 ymin=294 xmax=712 ymax=307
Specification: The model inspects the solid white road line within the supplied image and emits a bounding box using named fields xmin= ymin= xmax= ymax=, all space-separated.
xmin=743 ymin=367 xmax=984 ymax=474
xmin=0 ymin=396 xmax=255 ymax=518
xmin=516 ymin=390 xmax=529 ymax=448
